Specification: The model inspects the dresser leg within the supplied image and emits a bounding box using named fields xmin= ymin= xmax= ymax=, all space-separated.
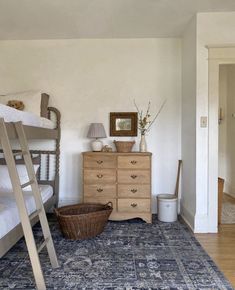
xmin=142 ymin=215 xmax=152 ymax=224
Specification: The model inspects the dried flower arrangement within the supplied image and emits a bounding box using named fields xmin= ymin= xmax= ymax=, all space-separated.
xmin=134 ymin=100 xmax=166 ymax=136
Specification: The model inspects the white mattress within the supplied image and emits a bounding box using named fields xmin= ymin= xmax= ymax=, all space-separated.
xmin=0 ymin=185 xmax=53 ymax=239
xmin=0 ymin=104 xmax=54 ymax=129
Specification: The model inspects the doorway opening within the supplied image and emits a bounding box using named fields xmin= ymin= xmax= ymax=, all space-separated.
xmin=218 ymin=64 xmax=235 ymax=225
xmin=208 ymin=46 xmax=235 ymax=232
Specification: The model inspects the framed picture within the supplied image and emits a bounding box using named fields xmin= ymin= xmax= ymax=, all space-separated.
xmin=110 ymin=112 xmax=138 ymax=136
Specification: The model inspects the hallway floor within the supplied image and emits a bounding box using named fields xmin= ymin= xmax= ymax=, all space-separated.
xmin=221 ymin=193 xmax=235 ymax=224
xmin=196 ymin=224 xmax=235 ymax=288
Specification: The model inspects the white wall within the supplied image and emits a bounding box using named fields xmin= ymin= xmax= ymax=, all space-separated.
xmin=196 ymin=12 xmax=235 ymax=232
xmin=181 ymin=16 xmax=197 ymax=229
xmin=219 ymin=65 xmax=235 ymax=197
xmin=0 ymin=39 xmax=181 ymax=212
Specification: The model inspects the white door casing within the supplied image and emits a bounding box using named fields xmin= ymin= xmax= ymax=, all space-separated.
xmin=208 ymin=46 xmax=235 ymax=232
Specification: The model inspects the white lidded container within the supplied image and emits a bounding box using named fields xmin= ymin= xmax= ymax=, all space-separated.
xmin=157 ymin=194 xmax=178 ymax=222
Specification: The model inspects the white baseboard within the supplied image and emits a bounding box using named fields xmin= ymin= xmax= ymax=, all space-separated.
xmin=59 ymin=198 xmax=80 ymax=207
xmin=194 ymin=213 xmax=212 ymax=233
xmin=180 ymin=202 xmax=194 ymax=231
xmin=226 ymin=192 xmax=235 ymax=198
xmin=224 ymin=181 xmax=235 ymax=197
xmin=177 ymin=201 xmax=218 ymax=233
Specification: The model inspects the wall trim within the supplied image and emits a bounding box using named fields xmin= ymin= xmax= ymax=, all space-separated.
xmin=180 ymin=208 xmax=216 ymax=233
xmin=59 ymin=198 xmax=80 ymax=207
xmin=224 ymin=181 xmax=235 ymax=198
xmin=180 ymin=202 xmax=194 ymax=231
xmin=208 ymin=46 xmax=235 ymax=233
xmin=194 ymin=213 xmax=212 ymax=233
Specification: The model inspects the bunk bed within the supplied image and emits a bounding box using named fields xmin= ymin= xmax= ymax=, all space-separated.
xmin=0 ymin=93 xmax=61 ymax=257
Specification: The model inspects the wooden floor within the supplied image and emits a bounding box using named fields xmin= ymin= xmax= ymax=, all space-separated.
xmin=196 ymin=194 xmax=235 ymax=287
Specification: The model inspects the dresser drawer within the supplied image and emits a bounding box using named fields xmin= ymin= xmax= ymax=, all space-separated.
xmin=84 ymin=184 xmax=116 ymax=198
xmin=84 ymin=169 xmax=116 ymax=184
xmin=118 ymin=156 xmax=150 ymax=169
xmin=118 ymin=170 xmax=150 ymax=184
xmin=118 ymin=184 xmax=150 ymax=198
xmin=84 ymin=154 xmax=116 ymax=168
xmin=84 ymin=197 xmax=116 ymax=211
xmin=118 ymin=199 xmax=150 ymax=213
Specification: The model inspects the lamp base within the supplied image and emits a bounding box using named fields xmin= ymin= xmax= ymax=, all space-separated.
xmin=91 ymin=139 xmax=103 ymax=152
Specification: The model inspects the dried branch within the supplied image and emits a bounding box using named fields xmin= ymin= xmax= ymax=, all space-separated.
xmin=146 ymin=99 xmax=167 ymax=132
xmin=134 ymin=99 xmax=167 ymax=135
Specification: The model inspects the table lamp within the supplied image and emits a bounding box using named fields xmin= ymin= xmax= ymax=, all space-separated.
xmin=87 ymin=123 xmax=107 ymax=151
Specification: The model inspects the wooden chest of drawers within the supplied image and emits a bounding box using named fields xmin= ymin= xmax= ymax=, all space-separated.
xmin=82 ymin=152 xmax=152 ymax=223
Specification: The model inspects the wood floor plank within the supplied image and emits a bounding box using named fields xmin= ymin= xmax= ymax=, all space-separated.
xmin=196 ymin=224 xmax=235 ymax=288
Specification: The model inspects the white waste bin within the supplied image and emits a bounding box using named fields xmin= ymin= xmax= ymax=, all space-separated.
xmin=157 ymin=194 xmax=178 ymax=222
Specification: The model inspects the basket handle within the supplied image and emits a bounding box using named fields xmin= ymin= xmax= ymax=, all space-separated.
xmin=54 ymin=208 xmax=59 ymax=217
xmin=105 ymin=201 xmax=113 ymax=208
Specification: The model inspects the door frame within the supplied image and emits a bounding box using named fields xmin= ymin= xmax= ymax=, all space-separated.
xmin=208 ymin=46 xmax=235 ymax=232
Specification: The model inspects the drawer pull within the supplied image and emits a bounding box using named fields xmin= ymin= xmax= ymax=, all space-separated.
xmin=97 ymin=174 xmax=103 ymax=178
xmin=131 ymin=175 xmax=137 ymax=179
xmin=130 ymin=160 xmax=137 ymax=165
xmin=131 ymin=203 xmax=137 ymax=208
xmin=131 ymin=189 xmax=137 ymax=193
xmin=96 ymin=160 xmax=103 ymax=164
xmin=97 ymin=188 xmax=103 ymax=192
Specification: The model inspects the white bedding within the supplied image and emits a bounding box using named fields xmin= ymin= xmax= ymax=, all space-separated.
xmin=0 ymin=104 xmax=54 ymax=129
xmin=0 ymin=184 xmax=53 ymax=239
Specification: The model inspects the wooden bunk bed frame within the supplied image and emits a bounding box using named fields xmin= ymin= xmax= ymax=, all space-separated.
xmin=0 ymin=106 xmax=61 ymax=257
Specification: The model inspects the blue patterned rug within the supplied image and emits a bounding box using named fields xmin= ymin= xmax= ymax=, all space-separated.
xmin=0 ymin=215 xmax=233 ymax=289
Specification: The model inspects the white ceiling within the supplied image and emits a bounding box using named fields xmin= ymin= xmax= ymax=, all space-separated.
xmin=0 ymin=0 xmax=235 ymax=39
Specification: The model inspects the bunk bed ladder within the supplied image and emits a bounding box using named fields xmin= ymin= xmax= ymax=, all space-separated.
xmin=0 ymin=119 xmax=59 ymax=290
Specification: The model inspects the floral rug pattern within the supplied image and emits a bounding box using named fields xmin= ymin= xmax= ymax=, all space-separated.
xmin=0 ymin=215 xmax=233 ymax=289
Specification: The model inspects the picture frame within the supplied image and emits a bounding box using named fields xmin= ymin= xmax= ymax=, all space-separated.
xmin=110 ymin=112 xmax=138 ymax=136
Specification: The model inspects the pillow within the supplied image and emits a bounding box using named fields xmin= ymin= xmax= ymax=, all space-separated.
xmin=0 ymin=164 xmax=40 ymax=192
xmin=0 ymin=91 xmax=48 ymax=117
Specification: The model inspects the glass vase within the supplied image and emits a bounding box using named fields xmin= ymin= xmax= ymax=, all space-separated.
xmin=139 ymin=134 xmax=147 ymax=152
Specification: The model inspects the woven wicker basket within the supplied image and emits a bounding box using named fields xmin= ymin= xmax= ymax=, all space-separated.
xmin=114 ymin=140 xmax=135 ymax=153
xmin=54 ymin=202 xmax=113 ymax=240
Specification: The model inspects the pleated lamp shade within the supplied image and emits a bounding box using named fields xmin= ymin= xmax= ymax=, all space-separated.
xmin=87 ymin=123 xmax=107 ymax=151
xmin=87 ymin=123 xmax=107 ymax=138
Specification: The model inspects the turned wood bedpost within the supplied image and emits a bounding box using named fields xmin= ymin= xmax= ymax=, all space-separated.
xmin=48 ymin=107 xmax=61 ymax=207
